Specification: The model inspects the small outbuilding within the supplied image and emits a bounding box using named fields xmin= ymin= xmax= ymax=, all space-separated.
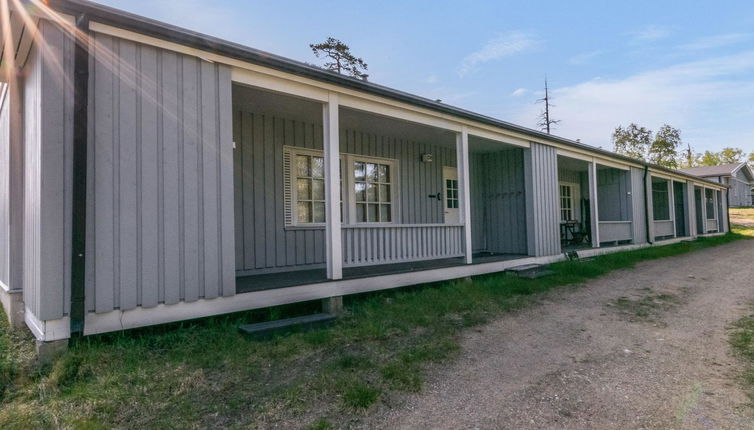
xmin=679 ymin=163 xmax=754 ymax=207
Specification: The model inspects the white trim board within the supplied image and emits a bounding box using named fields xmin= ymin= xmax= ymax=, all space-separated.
xmin=83 ymin=234 xmax=725 ymax=336
xmin=25 ymin=308 xmax=70 ymax=342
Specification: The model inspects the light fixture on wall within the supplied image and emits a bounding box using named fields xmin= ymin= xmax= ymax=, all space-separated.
xmin=421 ymin=153 xmax=433 ymax=163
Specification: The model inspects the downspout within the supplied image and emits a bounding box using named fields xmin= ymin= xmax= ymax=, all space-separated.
xmin=70 ymin=14 xmax=90 ymax=336
xmin=643 ymin=166 xmax=653 ymax=244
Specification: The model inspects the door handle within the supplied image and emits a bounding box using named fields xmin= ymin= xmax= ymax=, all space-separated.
xmin=428 ymin=193 xmax=442 ymax=200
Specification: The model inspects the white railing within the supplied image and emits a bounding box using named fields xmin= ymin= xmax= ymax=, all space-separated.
xmin=654 ymin=220 xmax=674 ymax=237
xmin=342 ymin=224 xmax=464 ymax=267
xmin=598 ymin=221 xmax=632 ymax=242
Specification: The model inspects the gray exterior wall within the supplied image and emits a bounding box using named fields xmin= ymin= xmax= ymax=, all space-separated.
xmin=23 ymin=21 xmax=75 ymax=321
xmin=84 ymin=33 xmax=236 ymax=314
xmin=729 ymin=170 xmax=753 ymax=207
xmin=524 ymin=143 xmax=560 ymax=256
xmin=232 ymin=98 xmax=456 ymax=274
xmin=0 ymin=86 xmax=8 ymax=289
xmin=597 ymin=168 xmax=631 ymax=221
xmin=469 ymin=149 xmax=527 ymax=255
xmin=630 ymin=168 xmax=647 ymax=244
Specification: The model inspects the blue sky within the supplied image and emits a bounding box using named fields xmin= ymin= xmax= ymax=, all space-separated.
xmin=95 ymin=0 xmax=754 ymax=153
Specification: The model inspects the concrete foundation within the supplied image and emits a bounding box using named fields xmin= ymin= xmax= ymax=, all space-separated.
xmin=35 ymin=339 xmax=68 ymax=365
xmin=322 ymin=296 xmax=344 ymax=315
xmin=0 ymin=287 xmax=25 ymax=328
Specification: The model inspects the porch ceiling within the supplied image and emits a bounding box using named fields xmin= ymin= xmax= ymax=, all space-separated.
xmin=557 ymin=154 xmax=589 ymax=172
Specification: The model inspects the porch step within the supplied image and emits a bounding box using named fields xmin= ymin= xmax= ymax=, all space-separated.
xmin=239 ymin=313 xmax=337 ymax=340
xmin=506 ymin=263 xmax=553 ymax=279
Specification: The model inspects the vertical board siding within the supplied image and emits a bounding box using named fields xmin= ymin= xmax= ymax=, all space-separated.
xmin=233 ymin=103 xmax=456 ymax=274
xmin=731 ymin=170 xmax=752 ymax=207
xmin=86 ymin=33 xmax=235 ymax=314
xmin=524 ymin=143 xmax=560 ymax=256
xmin=341 ymin=225 xmax=463 ymax=266
xmin=0 ymin=86 xmax=9 ymax=288
xmin=630 ymin=168 xmax=647 ymax=243
xmin=597 ymin=168 xmax=631 ymax=221
xmin=22 ymin=21 xmax=75 ymax=321
xmin=469 ymin=149 xmax=527 ymax=254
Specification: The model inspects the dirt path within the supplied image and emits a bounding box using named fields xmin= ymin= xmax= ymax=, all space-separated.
xmin=369 ymin=239 xmax=754 ymax=429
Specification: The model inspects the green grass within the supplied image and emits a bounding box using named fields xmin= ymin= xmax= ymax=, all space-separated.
xmin=0 ymin=225 xmax=752 ymax=429
xmin=730 ymin=302 xmax=754 ymax=404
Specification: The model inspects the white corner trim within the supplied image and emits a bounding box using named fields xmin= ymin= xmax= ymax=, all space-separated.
xmin=24 ymin=308 xmax=70 ymax=342
xmin=0 ymin=280 xmax=14 ymax=293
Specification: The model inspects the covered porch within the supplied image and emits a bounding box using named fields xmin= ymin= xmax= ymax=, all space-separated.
xmin=557 ymin=155 xmax=636 ymax=251
xmin=231 ymin=84 xmax=530 ymax=292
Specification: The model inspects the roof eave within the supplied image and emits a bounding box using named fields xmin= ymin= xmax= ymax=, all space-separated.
xmin=48 ymin=0 xmax=728 ymax=189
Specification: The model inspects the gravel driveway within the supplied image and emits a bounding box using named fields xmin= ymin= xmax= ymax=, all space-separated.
xmin=370 ymin=239 xmax=754 ymax=429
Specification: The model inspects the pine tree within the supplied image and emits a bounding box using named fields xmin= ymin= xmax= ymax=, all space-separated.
xmin=310 ymin=37 xmax=369 ymax=80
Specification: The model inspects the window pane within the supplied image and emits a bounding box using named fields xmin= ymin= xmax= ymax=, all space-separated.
xmin=379 ymin=184 xmax=391 ymax=203
xmin=354 ymin=182 xmax=366 ymax=202
xmin=366 ymin=163 xmax=378 ymax=181
xmin=380 ymin=204 xmax=391 ymax=222
xmin=311 ymin=156 xmax=324 ymax=178
xmin=312 ymin=202 xmax=325 ymax=223
xmin=379 ymin=164 xmax=390 ymax=183
xmin=312 ymin=179 xmax=325 ymax=200
xmin=356 ymin=203 xmax=366 ymax=222
xmin=297 ymin=178 xmax=311 ymax=200
xmin=296 ymin=155 xmax=310 ymax=177
xmin=354 ymin=162 xmax=365 ymax=181
xmin=367 ymin=204 xmax=379 ymax=222
xmin=366 ymin=183 xmax=377 ymax=202
xmin=297 ymin=202 xmax=311 ymax=223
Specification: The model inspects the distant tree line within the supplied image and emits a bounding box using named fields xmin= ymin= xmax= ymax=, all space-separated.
xmin=612 ymin=123 xmax=753 ymax=168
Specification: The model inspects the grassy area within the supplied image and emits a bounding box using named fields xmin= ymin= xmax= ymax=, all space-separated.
xmin=730 ymin=302 xmax=754 ymax=404
xmin=0 ymin=226 xmax=752 ymax=429
xmin=731 ymin=207 xmax=754 ymax=226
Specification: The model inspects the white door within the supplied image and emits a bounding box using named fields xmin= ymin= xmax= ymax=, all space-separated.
xmin=443 ymin=167 xmax=460 ymax=224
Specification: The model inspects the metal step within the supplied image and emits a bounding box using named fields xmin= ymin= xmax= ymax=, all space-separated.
xmin=506 ymin=263 xmax=553 ymax=279
xmin=239 ymin=313 xmax=337 ymax=340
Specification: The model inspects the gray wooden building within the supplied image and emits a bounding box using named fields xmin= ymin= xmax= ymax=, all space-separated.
xmin=679 ymin=163 xmax=753 ymax=208
xmin=0 ymin=0 xmax=730 ymax=344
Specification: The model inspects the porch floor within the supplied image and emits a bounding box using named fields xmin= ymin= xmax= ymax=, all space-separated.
xmin=236 ymin=252 xmax=526 ymax=294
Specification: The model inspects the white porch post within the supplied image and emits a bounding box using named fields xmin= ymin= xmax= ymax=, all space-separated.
xmin=456 ymin=127 xmax=472 ymax=264
xmin=588 ymin=160 xmax=600 ymax=247
xmin=687 ymin=182 xmax=697 ymax=238
xmin=323 ymin=92 xmax=342 ymax=280
xmin=669 ymin=181 xmax=677 ymax=237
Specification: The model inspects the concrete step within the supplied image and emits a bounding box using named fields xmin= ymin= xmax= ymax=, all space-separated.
xmin=239 ymin=313 xmax=337 ymax=340
xmin=506 ymin=263 xmax=553 ymax=279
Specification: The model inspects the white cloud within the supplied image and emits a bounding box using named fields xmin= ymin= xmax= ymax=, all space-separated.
xmin=629 ymin=25 xmax=671 ymax=43
xmin=424 ymin=74 xmax=440 ymax=84
xmin=679 ymin=33 xmax=752 ymax=51
xmin=568 ymin=49 xmax=604 ymax=65
xmin=510 ymin=88 xmax=528 ymax=97
xmin=510 ymin=51 xmax=754 ymax=152
xmin=458 ymin=31 xmax=541 ymax=77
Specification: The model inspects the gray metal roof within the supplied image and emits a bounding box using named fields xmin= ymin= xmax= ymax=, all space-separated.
xmin=48 ymin=0 xmax=727 ymax=189
xmin=678 ymin=163 xmax=748 ymax=178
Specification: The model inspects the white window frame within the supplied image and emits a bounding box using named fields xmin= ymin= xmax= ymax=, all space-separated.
xmin=704 ymin=187 xmax=717 ymax=221
xmin=344 ymin=153 xmax=399 ymax=225
xmin=289 ymin=147 xmax=328 ymax=227
xmin=284 ymin=147 xmax=399 ymax=227
xmin=558 ymin=181 xmax=580 ymax=222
